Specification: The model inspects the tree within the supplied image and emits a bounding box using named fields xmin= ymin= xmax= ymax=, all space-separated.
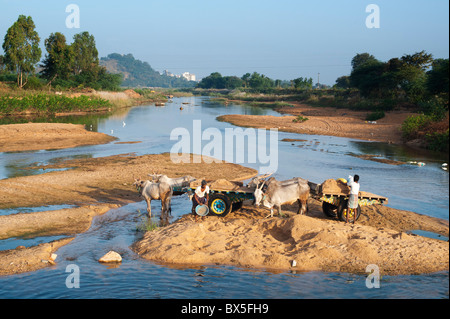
xmin=401 ymin=50 xmax=433 ymax=71
xmin=71 ymin=31 xmax=99 ymax=75
xmin=0 ymin=55 xmax=5 ymax=73
xmin=2 ymin=15 xmax=41 ymax=88
xmin=241 ymin=73 xmax=251 ymax=88
xmin=351 ymin=53 xmax=377 ymax=71
xmin=350 ymin=59 xmax=386 ymax=97
xmin=41 ymin=32 xmax=73 ymax=81
xmin=223 ymin=76 xmax=243 ymax=89
xmin=335 ymin=76 xmax=351 ymax=89
xmin=426 ymin=58 xmax=449 ymax=95
xmin=248 ymin=72 xmax=274 ymax=89
xmin=197 ymin=72 xmax=225 ymax=89
xmin=293 ymin=77 xmax=313 ymax=89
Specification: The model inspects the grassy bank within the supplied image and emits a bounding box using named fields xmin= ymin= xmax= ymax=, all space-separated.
xmin=0 ymin=86 xmax=170 ymax=116
xmin=0 ymin=93 xmax=111 ymax=115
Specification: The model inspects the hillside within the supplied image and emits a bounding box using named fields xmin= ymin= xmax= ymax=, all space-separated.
xmin=100 ymin=53 xmax=196 ymax=88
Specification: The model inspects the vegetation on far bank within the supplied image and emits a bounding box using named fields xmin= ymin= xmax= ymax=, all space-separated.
xmin=192 ymin=51 xmax=449 ymax=153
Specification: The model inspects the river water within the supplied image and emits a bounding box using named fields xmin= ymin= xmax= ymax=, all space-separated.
xmin=0 ymin=96 xmax=448 ymax=299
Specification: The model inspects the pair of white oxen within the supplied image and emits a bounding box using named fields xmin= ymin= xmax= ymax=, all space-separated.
xmin=133 ymin=173 xmax=310 ymax=219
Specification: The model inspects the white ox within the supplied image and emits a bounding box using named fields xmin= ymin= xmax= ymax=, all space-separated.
xmin=254 ymin=177 xmax=310 ymax=218
xmin=133 ymin=179 xmax=173 ymax=219
xmin=148 ymin=174 xmax=196 ymax=188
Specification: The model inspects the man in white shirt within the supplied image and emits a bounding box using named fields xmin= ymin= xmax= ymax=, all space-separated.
xmin=192 ymin=180 xmax=209 ymax=222
xmin=346 ymin=175 xmax=360 ymax=224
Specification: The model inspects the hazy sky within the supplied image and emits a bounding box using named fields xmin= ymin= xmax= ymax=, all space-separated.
xmin=1 ymin=0 xmax=449 ymax=84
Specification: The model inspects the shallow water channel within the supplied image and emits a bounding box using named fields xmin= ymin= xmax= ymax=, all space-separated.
xmin=0 ymin=96 xmax=448 ymax=299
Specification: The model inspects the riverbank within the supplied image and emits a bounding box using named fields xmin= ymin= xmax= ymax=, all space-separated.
xmin=0 ymin=123 xmax=116 ymax=152
xmin=0 ymin=88 xmax=168 ymax=118
xmin=218 ymin=102 xmax=415 ymax=145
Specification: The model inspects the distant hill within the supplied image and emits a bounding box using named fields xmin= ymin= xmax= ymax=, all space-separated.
xmin=100 ymin=53 xmax=196 ymax=88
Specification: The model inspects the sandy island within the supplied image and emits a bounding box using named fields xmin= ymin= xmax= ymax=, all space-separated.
xmin=0 ymin=120 xmax=448 ymax=276
xmin=0 ymin=123 xmax=116 ymax=153
xmin=218 ymin=103 xmax=415 ymax=145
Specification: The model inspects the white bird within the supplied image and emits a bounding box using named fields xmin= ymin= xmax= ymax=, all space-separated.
xmin=110 ymin=129 xmax=114 ymax=134
xmin=122 ymin=121 xmax=126 ymax=127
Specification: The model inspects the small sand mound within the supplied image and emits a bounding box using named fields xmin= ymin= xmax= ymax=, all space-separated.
xmin=133 ymin=207 xmax=449 ymax=275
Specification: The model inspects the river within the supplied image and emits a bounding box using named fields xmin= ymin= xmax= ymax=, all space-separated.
xmin=0 ymin=96 xmax=448 ymax=299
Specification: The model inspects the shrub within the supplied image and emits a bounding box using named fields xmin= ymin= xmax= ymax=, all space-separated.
xmin=401 ymin=114 xmax=432 ymax=139
xmin=425 ymin=129 xmax=449 ymax=153
xmin=366 ymin=110 xmax=385 ymax=121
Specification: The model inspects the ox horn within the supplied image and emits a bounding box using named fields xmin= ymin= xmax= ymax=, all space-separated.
xmin=258 ymin=180 xmax=266 ymax=190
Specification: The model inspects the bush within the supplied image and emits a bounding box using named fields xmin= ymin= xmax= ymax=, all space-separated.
xmin=366 ymin=110 xmax=385 ymax=121
xmin=401 ymin=114 xmax=432 ymax=139
xmin=425 ymin=129 xmax=449 ymax=152
xmin=0 ymin=93 xmax=111 ymax=114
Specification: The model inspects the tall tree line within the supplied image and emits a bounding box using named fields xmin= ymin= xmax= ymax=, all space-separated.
xmin=1 ymin=15 xmax=121 ymax=90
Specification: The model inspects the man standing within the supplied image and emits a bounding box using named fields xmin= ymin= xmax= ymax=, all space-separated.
xmin=192 ymin=180 xmax=209 ymax=222
xmin=346 ymin=175 xmax=360 ymax=224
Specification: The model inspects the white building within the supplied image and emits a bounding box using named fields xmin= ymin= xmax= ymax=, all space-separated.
xmin=182 ymin=72 xmax=196 ymax=82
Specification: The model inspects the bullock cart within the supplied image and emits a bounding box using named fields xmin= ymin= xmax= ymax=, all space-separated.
xmin=173 ymin=179 xmax=256 ymax=217
xmin=307 ymin=180 xmax=388 ymax=222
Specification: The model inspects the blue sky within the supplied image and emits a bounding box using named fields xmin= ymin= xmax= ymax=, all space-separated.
xmin=1 ymin=0 xmax=449 ymax=85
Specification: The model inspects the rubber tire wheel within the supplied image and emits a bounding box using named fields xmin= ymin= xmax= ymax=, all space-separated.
xmin=338 ymin=200 xmax=361 ymax=222
xmin=322 ymin=202 xmax=338 ymax=218
xmin=208 ymin=193 xmax=232 ymax=217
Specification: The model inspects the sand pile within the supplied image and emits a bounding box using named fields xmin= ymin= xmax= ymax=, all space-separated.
xmin=321 ymin=179 xmax=349 ymax=195
xmin=209 ymin=179 xmax=240 ymax=190
xmin=133 ymin=206 xmax=449 ymax=275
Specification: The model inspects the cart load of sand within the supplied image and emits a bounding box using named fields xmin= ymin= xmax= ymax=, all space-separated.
xmin=133 ymin=209 xmax=449 ymax=275
xmin=191 ymin=179 xmax=242 ymax=191
xmin=320 ymin=179 xmax=349 ymax=195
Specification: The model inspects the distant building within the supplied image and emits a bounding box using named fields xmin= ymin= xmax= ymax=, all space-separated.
xmin=182 ymin=72 xmax=196 ymax=82
xmin=163 ymin=70 xmax=196 ymax=81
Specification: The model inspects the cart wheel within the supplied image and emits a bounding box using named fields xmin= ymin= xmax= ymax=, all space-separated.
xmin=338 ymin=200 xmax=361 ymax=222
xmin=208 ymin=193 xmax=232 ymax=217
xmin=322 ymin=202 xmax=338 ymax=218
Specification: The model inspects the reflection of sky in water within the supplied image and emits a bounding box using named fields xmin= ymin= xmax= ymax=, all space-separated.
xmin=0 ymin=96 xmax=448 ymax=221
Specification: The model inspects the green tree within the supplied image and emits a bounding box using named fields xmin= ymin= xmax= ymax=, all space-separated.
xmin=2 ymin=15 xmax=41 ymax=88
xmin=293 ymin=77 xmax=313 ymax=89
xmin=71 ymin=31 xmax=99 ymax=75
xmin=351 ymin=53 xmax=377 ymax=71
xmin=248 ymin=72 xmax=274 ymax=89
xmin=223 ymin=76 xmax=243 ymax=89
xmin=401 ymin=50 xmax=433 ymax=71
xmin=335 ymin=75 xmax=351 ymax=89
xmin=41 ymin=32 xmax=73 ymax=81
xmin=197 ymin=72 xmax=225 ymax=89
xmin=350 ymin=58 xmax=385 ymax=97
xmin=241 ymin=73 xmax=251 ymax=88
xmin=426 ymin=58 xmax=449 ymax=95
